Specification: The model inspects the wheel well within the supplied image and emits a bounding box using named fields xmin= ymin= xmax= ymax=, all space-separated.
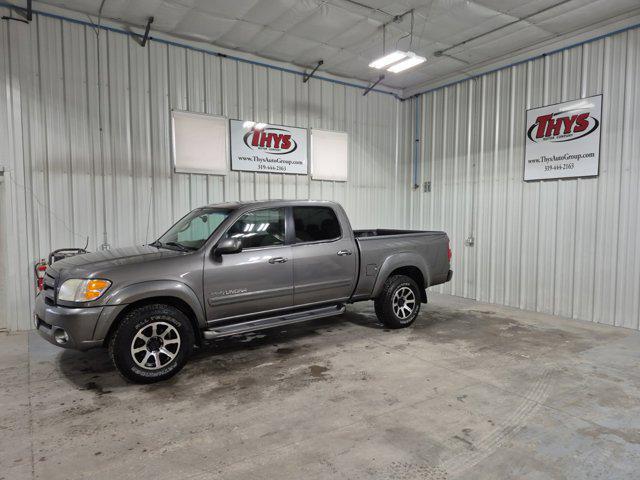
xmin=389 ymin=266 xmax=427 ymax=302
xmin=103 ymin=297 xmax=202 ymax=348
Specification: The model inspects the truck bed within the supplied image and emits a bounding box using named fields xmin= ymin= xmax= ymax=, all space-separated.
xmin=351 ymin=229 xmax=451 ymax=299
xmin=353 ymin=229 xmax=427 ymax=238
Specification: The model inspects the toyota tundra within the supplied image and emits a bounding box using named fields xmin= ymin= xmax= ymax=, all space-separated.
xmin=35 ymin=200 xmax=452 ymax=383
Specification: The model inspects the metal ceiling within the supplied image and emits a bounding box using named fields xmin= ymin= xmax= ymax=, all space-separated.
xmin=13 ymin=0 xmax=640 ymax=91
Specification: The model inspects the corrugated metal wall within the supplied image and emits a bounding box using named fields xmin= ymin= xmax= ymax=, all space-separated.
xmin=0 ymin=175 xmax=5 ymax=331
xmin=410 ymin=26 xmax=640 ymax=330
xmin=3 ymin=7 xmax=639 ymax=333
xmin=0 ymin=9 xmax=411 ymax=331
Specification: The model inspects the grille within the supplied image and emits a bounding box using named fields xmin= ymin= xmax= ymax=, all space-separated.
xmin=43 ymin=270 xmax=58 ymax=305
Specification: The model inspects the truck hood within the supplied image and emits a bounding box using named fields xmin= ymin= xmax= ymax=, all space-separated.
xmin=48 ymin=245 xmax=186 ymax=277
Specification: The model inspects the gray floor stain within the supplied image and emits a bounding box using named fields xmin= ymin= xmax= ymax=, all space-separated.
xmin=580 ymin=425 xmax=640 ymax=445
xmin=308 ymin=364 xmax=330 ymax=379
xmin=452 ymin=435 xmax=476 ymax=451
xmin=275 ymin=347 xmax=295 ymax=355
xmin=82 ymin=381 xmax=112 ymax=396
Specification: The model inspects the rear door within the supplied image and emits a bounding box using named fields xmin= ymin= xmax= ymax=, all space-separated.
xmin=203 ymin=207 xmax=293 ymax=322
xmin=290 ymin=206 xmax=357 ymax=306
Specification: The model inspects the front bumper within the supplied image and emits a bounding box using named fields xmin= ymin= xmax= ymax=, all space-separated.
xmin=34 ymin=293 xmax=104 ymax=350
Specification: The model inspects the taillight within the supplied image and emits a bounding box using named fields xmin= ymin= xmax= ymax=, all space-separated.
xmin=35 ymin=260 xmax=47 ymax=291
xmin=448 ymin=243 xmax=452 ymax=261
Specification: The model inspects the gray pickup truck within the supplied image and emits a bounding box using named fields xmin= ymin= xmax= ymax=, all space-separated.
xmin=35 ymin=200 xmax=452 ymax=383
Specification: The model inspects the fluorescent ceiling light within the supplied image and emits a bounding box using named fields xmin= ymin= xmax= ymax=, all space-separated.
xmin=387 ymin=52 xmax=426 ymax=73
xmin=243 ymin=121 xmax=255 ymax=129
xmin=368 ymin=50 xmax=408 ymax=69
xmin=254 ymin=123 xmax=267 ymax=130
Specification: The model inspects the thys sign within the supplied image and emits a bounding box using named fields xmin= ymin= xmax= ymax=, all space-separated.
xmin=524 ymin=94 xmax=602 ymax=181
xmin=230 ymin=120 xmax=308 ymax=175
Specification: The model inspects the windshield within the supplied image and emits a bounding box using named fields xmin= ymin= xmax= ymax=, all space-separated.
xmin=155 ymin=208 xmax=231 ymax=251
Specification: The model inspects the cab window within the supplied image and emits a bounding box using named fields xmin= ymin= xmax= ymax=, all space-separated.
xmin=225 ymin=208 xmax=285 ymax=249
xmin=292 ymin=207 xmax=341 ymax=243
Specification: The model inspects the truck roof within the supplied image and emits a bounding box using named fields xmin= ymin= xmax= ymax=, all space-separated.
xmin=204 ymin=199 xmax=339 ymax=210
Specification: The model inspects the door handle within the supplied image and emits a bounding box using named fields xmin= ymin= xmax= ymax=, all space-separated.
xmin=268 ymin=257 xmax=288 ymax=264
xmin=337 ymin=250 xmax=353 ymax=256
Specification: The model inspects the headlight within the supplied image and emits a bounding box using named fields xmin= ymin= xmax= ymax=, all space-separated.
xmin=58 ymin=279 xmax=111 ymax=302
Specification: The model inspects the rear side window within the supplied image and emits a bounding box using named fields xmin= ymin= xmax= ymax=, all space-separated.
xmin=225 ymin=208 xmax=285 ymax=249
xmin=293 ymin=207 xmax=341 ymax=243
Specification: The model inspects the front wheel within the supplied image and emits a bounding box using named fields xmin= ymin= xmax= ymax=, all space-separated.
xmin=374 ymin=275 xmax=421 ymax=329
xmin=109 ymin=304 xmax=195 ymax=384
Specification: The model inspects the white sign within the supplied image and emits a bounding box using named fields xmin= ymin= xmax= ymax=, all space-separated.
xmin=524 ymin=94 xmax=602 ymax=181
xmin=230 ymin=120 xmax=308 ymax=175
xmin=172 ymin=111 xmax=228 ymax=175
xmin=311 ymin=129 xmax=348 ymax=181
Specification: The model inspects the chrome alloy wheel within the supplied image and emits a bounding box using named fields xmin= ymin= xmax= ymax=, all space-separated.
xmin=392 ymin=286 xmax=416 ymax=321
xmin=130 ymin=322 xmax=181 ymax=370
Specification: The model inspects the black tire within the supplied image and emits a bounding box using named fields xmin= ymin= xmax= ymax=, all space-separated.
xmin=109 ymin=304 xmax=195 ymax=384
xmin=374 ymin=275 xmax=421 ymax=329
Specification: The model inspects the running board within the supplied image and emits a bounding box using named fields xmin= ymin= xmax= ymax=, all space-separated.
xmin=202 ymin=304 xmax=345 ymax=340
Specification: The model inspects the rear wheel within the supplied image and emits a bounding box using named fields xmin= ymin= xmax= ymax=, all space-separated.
xmin=374 ymin=275 xmax=421 ymax=329
xmin=109 ymin=304 xmax=194 ymax=383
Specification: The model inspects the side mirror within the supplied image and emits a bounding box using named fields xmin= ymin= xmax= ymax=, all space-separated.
xmin=214 ymin=238 xmax=242 ymax=256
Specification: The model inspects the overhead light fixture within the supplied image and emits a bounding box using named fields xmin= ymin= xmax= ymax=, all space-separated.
xmin=243 ymin=121 xmax=255 ymax=129
xmin=369 ymin=50 xmax=426 ymax=74
xmin=369 ymin=50 xmax=408 ymax=69
xmin=387 ymin=52 xmax=426 ymax=73
xmin=369 ymin=11 xmax=425 ymax=74
xmin=254 ymin=123 xmax=267 ymax=130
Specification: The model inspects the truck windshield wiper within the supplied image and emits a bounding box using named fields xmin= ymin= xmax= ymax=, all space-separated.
xmin=164 ymin=242 xmax=195 ymax=252
xmin=149 ymin=240 xmax=193 ymax=251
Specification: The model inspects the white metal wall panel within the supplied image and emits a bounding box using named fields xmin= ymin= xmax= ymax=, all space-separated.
xmin=2 ymin=14 xmax=34 ymax=332
xmin=411 ymin=27 xmax=640 ymax=330
xmin=0 ymin=9 xmax=409 ymax=331
xmin=616 ymin=29 xmax=640 ymax=330
xmin=0 ymin=175 xmax=5 ymax=330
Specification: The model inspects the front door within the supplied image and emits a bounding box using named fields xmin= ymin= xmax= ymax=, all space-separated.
xmin=203 ymin=208 xmax=293 ymax=322
xmin=291 ymin=206 xmax=357 ymax=306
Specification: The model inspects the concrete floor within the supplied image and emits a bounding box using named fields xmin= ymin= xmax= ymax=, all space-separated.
xmin=2 ymin=293 xmax=640 ymax=480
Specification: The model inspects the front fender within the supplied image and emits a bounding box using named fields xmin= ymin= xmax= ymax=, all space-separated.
xmin=92 ymin=280 xmax=207 ymax=341
xmin=371 ymin=253 xmax=431 ymax=299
